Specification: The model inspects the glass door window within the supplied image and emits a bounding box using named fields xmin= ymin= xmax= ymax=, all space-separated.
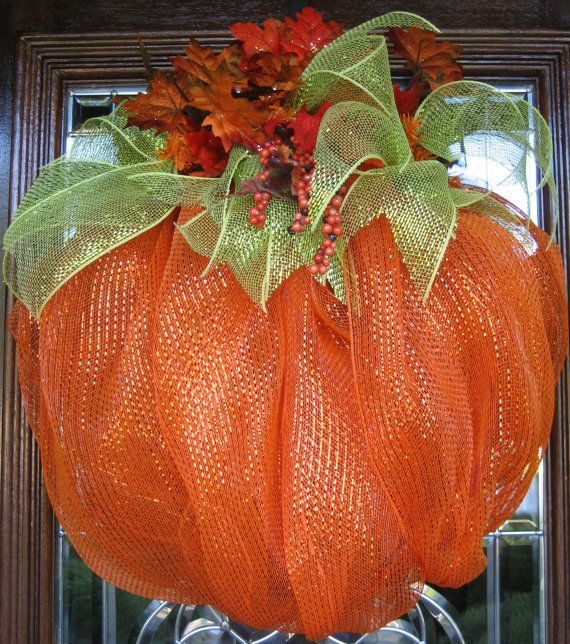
xmin=55 ymin=83 xmax=549 ymax=644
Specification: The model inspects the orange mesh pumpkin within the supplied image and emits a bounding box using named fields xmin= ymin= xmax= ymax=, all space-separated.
xmin=10 ymin=205 xmax=567 ymax=638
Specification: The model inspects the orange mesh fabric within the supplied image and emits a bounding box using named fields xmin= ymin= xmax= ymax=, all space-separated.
xmin=10 ymin=207 xmax=567 ymax=638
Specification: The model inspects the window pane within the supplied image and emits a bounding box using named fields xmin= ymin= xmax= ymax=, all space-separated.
xmin=55 ymin=83 xmax=548 ymax=644
xmin=500 ymin=535 xmax=542 ymax=643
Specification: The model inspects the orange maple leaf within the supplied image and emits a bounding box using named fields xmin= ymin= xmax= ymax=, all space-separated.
xmin=172 ymin=40 xmax=243 ymax=84
xmin=282 ymin=7 xmax=343 ymax=63
xmin=388 ymin=27 xmax=463 ymax=90
xmin=231 ymin=10 xmax=343 ymax=65
xmin=159 ymin=130 xmax=193 ymax=172
xmin=400 ymin=115 xmax=437 ymax=162
xmin=124 ymin=72 xmax=191 ymax=133
xmin=245 ymin=52 xmax=301 ymax=92
xmin=171 ymin=39 xmax=220 ymax=83
xmin=186 ymin=64 xmax=271 ymax=151
xmin=230 ymin=18 xmax=285 ymax=57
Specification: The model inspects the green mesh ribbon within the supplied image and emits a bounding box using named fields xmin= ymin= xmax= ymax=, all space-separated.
xmin=415 ymin=80 xmax=558 ymax=235
xmin=3 ymin=106 xmax=175 ymax=318
xmin=3 ymin=12 xmax=557 ymax=318
xmin=293 ymin=13 xmax=438 ymax=116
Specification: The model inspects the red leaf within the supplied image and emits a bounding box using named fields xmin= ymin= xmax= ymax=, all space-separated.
xmin=290 ymin=103 xmax=332 ymax=153
xmin=158 ymin=126 xmax=229 ymax=176
xmin=185 ymin=128 xmax=229 ymax=176
xmin=392 ymin=82 xmax=424 ymax=115
xmin=263 ymin=118 xmax=288 ymax=138
xmin=282 ymin=8 xmax=343 ymax=63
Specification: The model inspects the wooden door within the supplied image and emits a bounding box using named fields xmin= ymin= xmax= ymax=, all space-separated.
xmin=1 ymin=2 xmax=569 ymax=642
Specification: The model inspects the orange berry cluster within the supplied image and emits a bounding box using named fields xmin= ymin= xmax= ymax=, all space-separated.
xmin=249 ymin=190 xmax=270 ymax=228
xmin=309 ymin=187 xmax=346 ymax=276
xmin=253 ymin=125 xmax=346 ymax=278
xmin=249 ymin=140 xmax=275 ymax=228
xmin=288 ymin=147 xmax=314 ymax=234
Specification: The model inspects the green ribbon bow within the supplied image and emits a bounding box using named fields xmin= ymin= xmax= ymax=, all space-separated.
xmin=3 ymin=12 xmax=557 ymax=319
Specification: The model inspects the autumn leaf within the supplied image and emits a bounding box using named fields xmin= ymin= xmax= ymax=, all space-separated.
xmin=124 ymin=72 xmax=191 ymax=133
xmin=186 ymin=64 xmax=270 ymax=150
xmin=290 ymin=103 xmax=332 ymax=153
xmin=159 ymin=130 xmax=193 ymax=172
xmin=171 ymin=39 xmax=220 ymax=83
xmin=230 ymin=18 xmax=285 ymax=57
xmin=400 ymin=115 xmax=437 ymax=162
xmin=238 ymin=174 xmax=267 ymax=195
xmin=185 ymin=128 xmax=228 ymax=176
xmin=388 ymin=27 xmax=463 ymax=90
xmin=282 ymin=8 xmax=343 ymax=63
xmin=231 ymin=9 xmax=343 ymax=65
xmin=158 ymin=125 xmax=228 ymax=176
xmin=245 ymin=52 xmax=301 ymax=92
xmin=172 ymin=40 xmax=243 ymax=84
xmin=231 ymin=18 xmax=298 ymax=98
xmin=217 ymin=44 xmax=245 ymax=78
xmin=238 ymin=145 xmax=297 ymax=199
xmin=393 ymin=81 xmax=424 ymax=115
xmin=262 ymin=118 xmax=288 ymax=139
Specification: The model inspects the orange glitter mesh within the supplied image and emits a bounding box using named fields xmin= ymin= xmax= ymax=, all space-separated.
xmin=9 ymin=206 xmax=567 ymax=638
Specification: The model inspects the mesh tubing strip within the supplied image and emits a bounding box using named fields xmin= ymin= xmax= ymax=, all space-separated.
xmin=10 ymin=206 xmax=567 ymax=638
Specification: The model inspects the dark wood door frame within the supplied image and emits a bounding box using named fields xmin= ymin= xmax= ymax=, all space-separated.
xmin=1 ymin=30 xmax=569 ymax=643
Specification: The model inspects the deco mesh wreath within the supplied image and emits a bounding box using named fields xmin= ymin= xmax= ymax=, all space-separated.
xmin=4 ymin=9 xmax=568 ymax=638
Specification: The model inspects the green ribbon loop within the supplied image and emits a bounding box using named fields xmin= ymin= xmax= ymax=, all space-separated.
xmin=295 ymin=12 xmax=438 ymax=117
xmin=3 ymin=15 xmax=558 ymax=318
xmin=415 ymin=80 xmax=558 ymax=239
xmin=308 ymin=101 xmax=412 ymax=227
xmin=130 ymin=172 xmax=216 ymax=208
xmin=3 ymin=106 xmax=175 ymax=318
xmin=341 ymin=162 xmax=457 ymax=300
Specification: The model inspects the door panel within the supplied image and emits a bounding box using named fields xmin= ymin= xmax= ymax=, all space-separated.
xmin=1 ymin=18 xmax=569 ymax=644
xmin=53 ymin=80 xmax=551 ymax=644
